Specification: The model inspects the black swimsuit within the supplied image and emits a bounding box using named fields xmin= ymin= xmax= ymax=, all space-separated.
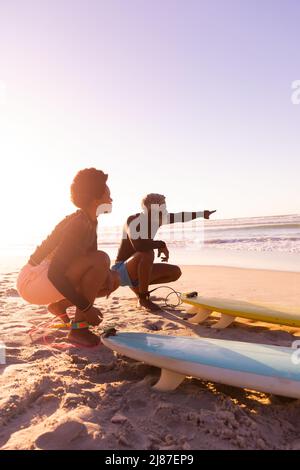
xmin=115 ymin=211 xmax=203 ymax=263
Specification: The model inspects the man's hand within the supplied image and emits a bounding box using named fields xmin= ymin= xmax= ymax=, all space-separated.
xmin=204 ymin=210 xmax=216 ymax=220
xmin=106 ymin=270 xmax=120 ymax=298
xmin=158 ymin=246 xmax=169 ymax=262
xmin=97 ymin=271 xmax=120 ymax=299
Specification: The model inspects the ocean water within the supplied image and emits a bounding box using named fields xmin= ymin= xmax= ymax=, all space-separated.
xmin=1 ymin=214 xmax=300 ymax=274
xmin=202 ymin=214 xmax=300 ymax=253
xmin=98 ymin=213 xmax=300 ymax=272
xmin=98 ymin=214 xmax=300 ymax=253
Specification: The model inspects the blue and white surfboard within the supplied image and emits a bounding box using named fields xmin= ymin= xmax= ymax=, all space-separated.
xmin=102 ymin=332 xmax=300 ymax=398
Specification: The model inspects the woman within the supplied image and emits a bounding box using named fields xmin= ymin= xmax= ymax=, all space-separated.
xmin=17 ymin=168 xmax=120 ymax=346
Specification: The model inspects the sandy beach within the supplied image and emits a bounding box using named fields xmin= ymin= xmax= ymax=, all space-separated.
xmin=1 ymin=264 xmax=300 ymax=450
xmin=1 ymin=0 xmax=300 ymax=454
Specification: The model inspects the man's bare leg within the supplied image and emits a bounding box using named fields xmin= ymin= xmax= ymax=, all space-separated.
xmin=126 ymin=252 xmax=181 ymax=311
xmin=126 ymin=251 xmax=159 ymax=311
xmin=149 ymin=263 xmax=182 ymax=285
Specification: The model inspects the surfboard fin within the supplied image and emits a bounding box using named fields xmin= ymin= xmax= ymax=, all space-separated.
xmin=211 ymin=313 xmax=235 ymax=329
xmin=153 ymin=368 xmax=185 ymax=391
xmin=188 ymin=307 xmax=212 ymax=324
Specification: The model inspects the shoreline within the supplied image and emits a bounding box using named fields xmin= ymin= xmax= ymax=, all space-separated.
xmin=1 ymin=246 xmax=300 ymax=277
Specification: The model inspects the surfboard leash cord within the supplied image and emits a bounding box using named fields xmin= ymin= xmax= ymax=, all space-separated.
xmin=147 ymin=285 xmax=183 ymax=308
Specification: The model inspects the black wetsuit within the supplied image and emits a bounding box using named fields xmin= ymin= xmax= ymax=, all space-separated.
xmin=115 ymin=211 xmax=203 ymax=263
xmin=28 ymin=210 xmax=97 ymax=311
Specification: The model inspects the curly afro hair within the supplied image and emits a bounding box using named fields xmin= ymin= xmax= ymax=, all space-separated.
xmin=71 ymin=168 xmax=108 ymax=209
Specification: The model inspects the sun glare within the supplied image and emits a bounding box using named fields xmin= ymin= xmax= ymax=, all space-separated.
xmin=0 ymin=89 xmax=74 ymax=247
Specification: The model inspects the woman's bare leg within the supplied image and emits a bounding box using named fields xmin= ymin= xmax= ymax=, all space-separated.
xmin=48 ymin=299 xmax=73 ymax=323
xmin=47 ymin=257 xmax=120 ymax=325
xmin=61 ymin=251 xmax=111 ymax=346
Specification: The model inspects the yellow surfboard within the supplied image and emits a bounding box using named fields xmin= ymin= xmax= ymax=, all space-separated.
xmin=181 ymin=292 xmax=300 ymax=329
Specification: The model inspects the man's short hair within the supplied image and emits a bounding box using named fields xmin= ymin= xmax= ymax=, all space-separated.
xmin=141 ymin=193 xmax=166 ymax=210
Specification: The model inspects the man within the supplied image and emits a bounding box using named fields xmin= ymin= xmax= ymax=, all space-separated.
xmin=17 ymin=168 xmax=120 ymax=346
xmin=112 ymin=193 xmax=216 ymax=311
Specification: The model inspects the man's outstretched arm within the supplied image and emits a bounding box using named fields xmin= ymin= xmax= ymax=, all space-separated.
xmin=166 ymin=210 xmax=216 ymax=224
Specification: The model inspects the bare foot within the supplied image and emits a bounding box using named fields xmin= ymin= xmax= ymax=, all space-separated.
xmin=68 ymin=329 xmax=100 ymax=347
xmin=137 ymin=297 xmax=161 ymax=312
xmin=48 ymin=300 xmax=72 ymax=323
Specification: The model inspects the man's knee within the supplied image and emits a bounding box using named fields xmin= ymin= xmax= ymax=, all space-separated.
xmin=172 ymin=265 xmax=182 ymax=280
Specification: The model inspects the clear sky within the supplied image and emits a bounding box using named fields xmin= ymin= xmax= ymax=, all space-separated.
xmin=0 ymin=0 xmax=299 ymax=246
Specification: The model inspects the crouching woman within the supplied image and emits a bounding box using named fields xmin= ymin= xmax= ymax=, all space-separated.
xmin=16 ymin=168 xmax=119 ymax=346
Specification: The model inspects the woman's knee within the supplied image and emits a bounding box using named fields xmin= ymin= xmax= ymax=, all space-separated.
xmin=94 ymin=250 xmax=110 ymax=268
xmin=65 ymin=251 xmax=110 ymax=284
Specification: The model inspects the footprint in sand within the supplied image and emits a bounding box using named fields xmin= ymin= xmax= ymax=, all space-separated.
xmin=35 ymin=421 xmax=87 ymax=450
xmin=5 ymin=288 xmax=20 ymax=297
xmin=163 ymin=322 xmax=180 ymax=330
xmin=143 ymin=320 xmax=165 ymax=331
xmin=28 ymin=349 xmax=54 ymax=360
